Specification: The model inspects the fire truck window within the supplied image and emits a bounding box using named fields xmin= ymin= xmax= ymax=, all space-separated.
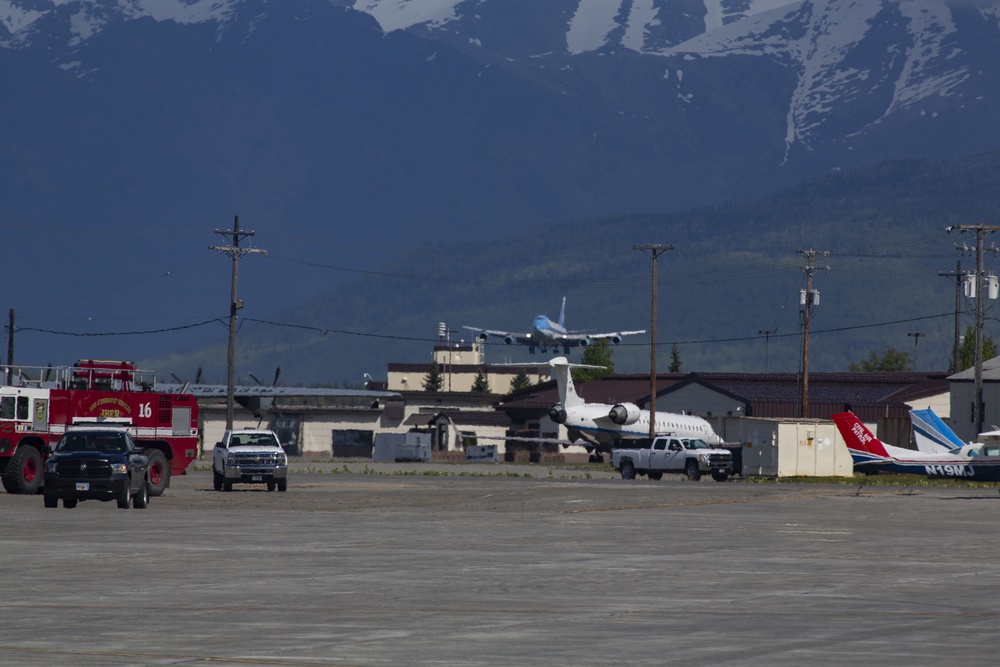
xmin=16 ymin=396 xmax=29 ymax=420
xmin=0 ymin=396 xmax=13 ymax=420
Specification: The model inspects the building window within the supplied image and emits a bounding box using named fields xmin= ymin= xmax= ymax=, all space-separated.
xmin=332 ymin=429 xmax=374 ymax=458
xmin=273 ymin=414 xmax=303 ymax=456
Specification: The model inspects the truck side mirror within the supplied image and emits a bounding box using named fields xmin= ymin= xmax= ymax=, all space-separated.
xmin=214 ymin=442 xmax=223 ymax=449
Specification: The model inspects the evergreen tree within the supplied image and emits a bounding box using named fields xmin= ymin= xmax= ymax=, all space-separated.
xmin=472 ymin=367 xmax=490 ymax=393
xmin=422 ymin=362 xmax=443 ymax=392
xmin=848 ymin=347 xmax=911 ymax=372
xmin=668 ymin=343 xmax=683 ymax=373
xmin=958 ymin=325 xmax=998 ymax=371
xmin=509 ymin=371 xmax=532 ymax=393
xmin=572 ymin=340 xmax=614 ymax=384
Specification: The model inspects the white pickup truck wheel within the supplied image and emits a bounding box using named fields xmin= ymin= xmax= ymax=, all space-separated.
xmin=620 ymin=460 xmax=636 ymax=480
xmin=685 ymin=460 xmax=701 ymax=481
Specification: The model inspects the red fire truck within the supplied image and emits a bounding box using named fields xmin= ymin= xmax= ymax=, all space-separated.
xmin=0 ymin=360 xmax=199 ymax=496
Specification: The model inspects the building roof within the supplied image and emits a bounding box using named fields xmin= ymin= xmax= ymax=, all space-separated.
xmin=499 ymin=370 xmax=948 ymax=422
xmin=948 ymin=356 xmax=1000 ymax=381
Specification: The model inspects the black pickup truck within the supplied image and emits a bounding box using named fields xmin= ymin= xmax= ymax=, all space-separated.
xmin=43 ymin=427 xmax=151 ymax=510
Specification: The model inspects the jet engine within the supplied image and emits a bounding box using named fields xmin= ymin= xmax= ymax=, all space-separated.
xmin=475 ymin=332 xmax=489 ymax=342
xmin=610 ymin=335 xmax=622 ymax=345
xmin=504 ymin=335 xmax=515 ymax=345
xmin=577 ymin=339 xmax=589 ymax=347
xmin=608 ymin=402 xmax=641 ymax=425
xmin=549 ymin=403 xmax=568 ymax=424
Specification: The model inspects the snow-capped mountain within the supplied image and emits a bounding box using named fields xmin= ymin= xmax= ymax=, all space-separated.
xmin=1 ymin=0 xmax=999 ymax=377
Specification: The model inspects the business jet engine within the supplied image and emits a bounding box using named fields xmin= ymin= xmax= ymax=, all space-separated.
xmin=608 ymin=403 xmax=641 ymax=425
xmin=549 ymin=403 xmax=568 ymax=424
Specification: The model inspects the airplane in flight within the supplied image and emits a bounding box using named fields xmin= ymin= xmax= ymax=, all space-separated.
xmin=464 ymin=297 xmax=645 ymax=354
xmin=832 ymin=411 xmax=1000 ymax=482
xmin=541 ymin=356 xmax=723 ymax=458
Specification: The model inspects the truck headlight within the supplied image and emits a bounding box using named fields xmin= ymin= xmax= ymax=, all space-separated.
xmin=109 ymin=463 xmax=127 ymax=475
xmin=227 ymin=453 xmax=237 ymax=465
xmin=45 ymin=460 xmax=58 ymax=473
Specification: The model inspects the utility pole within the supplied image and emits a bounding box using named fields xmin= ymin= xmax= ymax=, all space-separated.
xmin=758 ymin=329 xmax=774 ymax=373
xmin=4 ymin=309 xmax=13 ymax=385
xmin=798 ymin=249 xmax=829 ymax=419
xmin=939 ymin=261 xmax=963 ymax=373
xmin=948 ymin=225 xmax=1000 ymax=436
xmin=907 ymin=332 xmax=925 ymax=371
xmin=634 ymin=244 xmax=674 ymax=439
xmin=210 ymin=216 xmax=267 ymax=430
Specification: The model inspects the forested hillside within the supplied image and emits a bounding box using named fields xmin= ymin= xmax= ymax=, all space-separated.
xmin=147 ymin=150 xmax=1000 ymax=385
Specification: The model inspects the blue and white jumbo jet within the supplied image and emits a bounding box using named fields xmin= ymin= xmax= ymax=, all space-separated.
xmin=464 ymin=297 xmax=645 ymax=354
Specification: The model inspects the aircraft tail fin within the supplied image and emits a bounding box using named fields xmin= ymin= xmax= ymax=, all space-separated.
xmin=831 ymin=412 xmax=889 ymax=459
xmin=910 ymin=408 xmax=964 ymax=453
xmin=548 ymin=356 xmax=604 ymax=409
xmin=558 ymin=297 xmax=566 ymax=329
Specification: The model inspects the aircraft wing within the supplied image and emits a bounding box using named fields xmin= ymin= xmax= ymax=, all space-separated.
xmin=462 ymin=326 xmax=536 ymax=345
xmin=156 ymin=383 xmax=401 ymax=399
xmin=558 ymin=330 xmax=646 ymax=344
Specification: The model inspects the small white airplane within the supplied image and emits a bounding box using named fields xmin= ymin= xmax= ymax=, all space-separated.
xmin=464 ymin=297 xmax=645 ymax=354
xmin=909 ymin=408 xmax=968 ymax=454
xmin=833 ymin=411 xmax=1000 ymax=482
xmin=541 ymin=356 xmax=723 ymax=458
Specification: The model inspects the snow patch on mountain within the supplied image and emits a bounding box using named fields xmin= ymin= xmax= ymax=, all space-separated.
xmin=352 ymin=0 xmax=461 ymax=32
xmin=660 ymin=0 xmax=973 ymax=157
xmin=0 ymin=0 xmax=238 ymax=48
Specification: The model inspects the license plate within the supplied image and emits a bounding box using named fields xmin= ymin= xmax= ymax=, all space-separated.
xmin=75 ymin=482 xmax=90 ymax=491
xmin=251 ymin=475 xmax=262 ymax=481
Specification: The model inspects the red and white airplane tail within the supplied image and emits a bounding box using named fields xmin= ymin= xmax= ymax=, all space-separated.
xmin=830 ymin=412 xmax=889 ymax=459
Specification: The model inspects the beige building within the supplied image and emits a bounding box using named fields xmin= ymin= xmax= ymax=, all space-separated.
xmin=197 ymin=384 xmax=514 ymax=460
xmin=388 ymin=340 xmax=550 ymax=394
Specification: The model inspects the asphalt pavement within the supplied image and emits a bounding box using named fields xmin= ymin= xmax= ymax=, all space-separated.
xmin=2 ymin=461 xmax=999 ymax=666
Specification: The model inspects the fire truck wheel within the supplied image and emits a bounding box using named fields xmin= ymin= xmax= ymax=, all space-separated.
xmin=2 ymin=446 xmax=44 ymax=495
xmin=145 ymin=449 xmax=170 ymax=497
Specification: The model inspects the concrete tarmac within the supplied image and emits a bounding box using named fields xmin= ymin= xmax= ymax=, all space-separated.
xmin=2 ymin=462 xmax=1000 ymax=666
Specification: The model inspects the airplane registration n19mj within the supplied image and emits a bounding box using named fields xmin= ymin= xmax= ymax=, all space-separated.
xmin=541 ymin=357 xmax=723 ymax=458
xmin=464 ymin=297 xmax=645 ymax=354
xmin=832 ymin=411 xmax=1000 ymax=482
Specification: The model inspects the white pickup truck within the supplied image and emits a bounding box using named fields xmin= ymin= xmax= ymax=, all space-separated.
xmin=611 ymin=436 xmax=734 ymax=482
xmin=213 ymin=428 xmax=288 ymax=492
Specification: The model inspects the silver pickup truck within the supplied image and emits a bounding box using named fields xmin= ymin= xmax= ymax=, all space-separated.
xmin=213 ymin=428 xmax=288 ymax=492
xmin=611 ymin=436 xmax=733 ymax=482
